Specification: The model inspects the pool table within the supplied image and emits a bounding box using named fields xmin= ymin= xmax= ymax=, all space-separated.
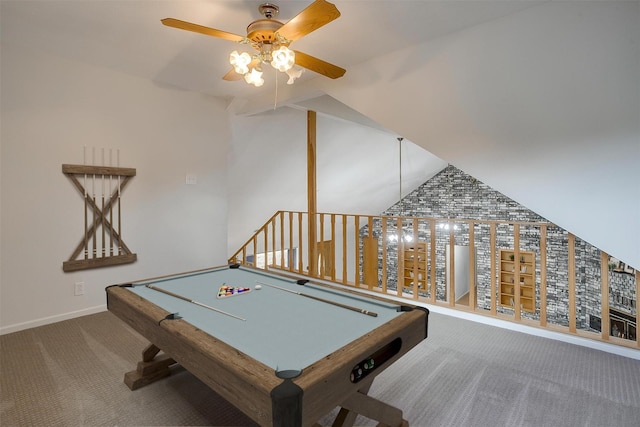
xmin=106 ymin=264 xmax=429 ymax=427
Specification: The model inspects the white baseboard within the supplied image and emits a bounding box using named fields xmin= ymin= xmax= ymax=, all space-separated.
xmin=311 ymin=278 xmax=640 ymax=362
xmin=0 ymin=305 xmax=107 ymax=335
xmin=424 ymin=304 xmax=640 ymax=361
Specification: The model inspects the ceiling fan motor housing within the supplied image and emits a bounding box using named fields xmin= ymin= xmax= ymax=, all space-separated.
xmin=246 ymin=19 xmax=284 ymax=44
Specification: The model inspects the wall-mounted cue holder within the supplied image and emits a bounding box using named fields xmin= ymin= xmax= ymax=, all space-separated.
xmin=62 ymin=159 xmax=137 ymax=272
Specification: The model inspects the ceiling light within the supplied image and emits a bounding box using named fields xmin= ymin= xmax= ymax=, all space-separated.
xmin=229 ymin=43 xmax=298 ymax=86
xmin=244 ymin=67 xmax=264 ymax=87
xmin=229 ymin=50 xmax=252 ymax=75
xmin=438 ymin=223 xmax=459 ymax=231
xmin=271 ymin=46 xmax=295 ymax=72
xmin=285 ymin=66 xmax=304 ymax=85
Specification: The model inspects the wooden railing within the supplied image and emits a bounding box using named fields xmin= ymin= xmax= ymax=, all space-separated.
xmin=229 ymin=211 xmax=639 ymax=350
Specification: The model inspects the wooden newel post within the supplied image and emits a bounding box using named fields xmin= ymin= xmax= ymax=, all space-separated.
xmin=308 ymin=110 xmax=317 ymax=276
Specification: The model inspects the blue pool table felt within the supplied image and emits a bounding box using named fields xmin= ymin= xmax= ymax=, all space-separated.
xmin=128 ymin=266 xmax=401 ymax=372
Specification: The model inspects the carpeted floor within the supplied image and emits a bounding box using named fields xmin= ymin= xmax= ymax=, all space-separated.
xmin=1 ymin=310 xmax=639 ymax=426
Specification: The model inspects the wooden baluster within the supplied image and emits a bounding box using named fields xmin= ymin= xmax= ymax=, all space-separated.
xmin=568 ymin=233 xmax=576 ymax=333
xmin=430 ymin=220 xmax=436 ymax=303
xmin=490 ymin=222 xmax=497 ymax=314
xmin=601 ymin=250 xmax=610 ymax=341
xmin=540 ymin=225 xmax=548 ymax=327
xmin=468 ymin=220 xmax=476 ymax=310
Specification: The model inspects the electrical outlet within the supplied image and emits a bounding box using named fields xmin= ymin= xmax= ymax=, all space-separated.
xmin=74 ymin=282 xmax=85 ymax=296
xmin=186 ymin=174 xmax=198 ymax=185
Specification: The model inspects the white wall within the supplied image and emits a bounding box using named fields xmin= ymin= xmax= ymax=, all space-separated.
xmin=3 ymin=1 xmax=636 ymax=334
xmin=321 ymin=1 xmax=639 ymax=268
xmin=227 ymin=107 xmax=444 ymax=254
xmin=1 ymin=44 xmax=231 ymax=333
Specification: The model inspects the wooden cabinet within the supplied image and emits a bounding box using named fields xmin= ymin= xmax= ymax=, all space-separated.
xmin=400 ymin=242 xmax=427 ymax=291
xmin=499 ymin=249 xmax=535 ymax=313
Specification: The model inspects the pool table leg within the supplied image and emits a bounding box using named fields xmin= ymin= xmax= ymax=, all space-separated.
xmin=331 ymin=380 xmax=407 ymax=427
xmin=124 ymin=343 xmax=177 ymax=390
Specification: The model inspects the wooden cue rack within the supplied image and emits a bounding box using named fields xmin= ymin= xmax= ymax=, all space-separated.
xmin=62 ymin=163 xmax=137 ymax=272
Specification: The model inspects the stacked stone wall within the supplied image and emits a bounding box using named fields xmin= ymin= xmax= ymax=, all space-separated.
xmin=361 ymin=165 xmax=636 ymax=330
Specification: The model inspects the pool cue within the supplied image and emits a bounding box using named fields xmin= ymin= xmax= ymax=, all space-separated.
xmin=256 ymin=281 xmax=378 ymax=317
xmin=146 ymin=284 xmax=246 ymax=321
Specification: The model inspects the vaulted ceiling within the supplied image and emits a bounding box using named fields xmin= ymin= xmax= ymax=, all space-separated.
xmin=3 ymin=1 xmax=638 ymax=267
xmin=1 ymin=1 xmax=543 ymax=102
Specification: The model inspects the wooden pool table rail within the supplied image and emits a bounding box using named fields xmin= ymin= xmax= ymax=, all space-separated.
xmin=107 ymin=279 xmax=427 ymax=427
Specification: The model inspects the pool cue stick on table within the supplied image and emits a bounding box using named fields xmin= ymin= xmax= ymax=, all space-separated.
xmin=256 ymin=281 xmax=378 ymax=317
xmin=145 ymin=284 xmax=246 ymax=321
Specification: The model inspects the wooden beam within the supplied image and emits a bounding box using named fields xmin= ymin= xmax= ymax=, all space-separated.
xmin=307 ymin=111 xmax=317 ymax=276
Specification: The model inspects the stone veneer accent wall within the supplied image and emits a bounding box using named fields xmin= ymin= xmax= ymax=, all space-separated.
xmin=363 ymin=165 xmax=636 ymax=332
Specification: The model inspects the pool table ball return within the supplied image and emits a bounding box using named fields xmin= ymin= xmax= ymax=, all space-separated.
xmin=106 ymin=264 xmax=429 ymax=427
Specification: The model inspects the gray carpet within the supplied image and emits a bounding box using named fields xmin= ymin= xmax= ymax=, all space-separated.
xmin=1 ymin=310 xmax=639 ymax=426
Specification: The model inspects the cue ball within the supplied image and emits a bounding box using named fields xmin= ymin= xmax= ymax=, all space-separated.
xmin=255 ymin=284 xmax=262 ymax=290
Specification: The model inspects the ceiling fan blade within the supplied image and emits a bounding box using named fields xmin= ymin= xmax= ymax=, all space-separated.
xmin=223 ymin=69 xmax=244 ymax=81
xmin=277 ymin=0 xmax=341 ymax=41
xmin=222 ymin=58 xmax=262 ymax=81
xmin=161 ymin=18 xmax=245 ymax=42
xmin=294 ymin=50 xmax=345 ymax=79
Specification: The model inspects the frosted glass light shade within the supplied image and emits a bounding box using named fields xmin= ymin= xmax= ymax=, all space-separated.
xmin=270 ymin=46 xmax=295 ymax=72
xmin=244 ymin=68 xmax=264 ymax=87
xmin=230 ymin=50 xmax=252 ymax=75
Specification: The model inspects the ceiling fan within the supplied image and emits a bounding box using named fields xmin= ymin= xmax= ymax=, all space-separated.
xmin=161 ymin=0 xmax=346 ymax=87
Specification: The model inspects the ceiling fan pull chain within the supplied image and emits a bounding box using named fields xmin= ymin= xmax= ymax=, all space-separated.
xmin=274 ymin=69 xmax=279 ymax=110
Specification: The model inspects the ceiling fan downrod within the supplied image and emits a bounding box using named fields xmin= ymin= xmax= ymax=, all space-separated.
xmin=258 ymin=3 xmax=279 ymax=19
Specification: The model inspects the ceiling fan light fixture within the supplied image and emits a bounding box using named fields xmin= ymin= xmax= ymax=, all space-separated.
xmin=270 ymin=46 xmax=295 ymax=72
xmin=285 ymin=66 xmax=303 ymax=85
xmin=244 ymin=67 xmax=264 ymax=87
xmin=229 ymin=50 xmax=252 ymax=75
xmin=163 ymin=0 xmax=345 ymax=87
